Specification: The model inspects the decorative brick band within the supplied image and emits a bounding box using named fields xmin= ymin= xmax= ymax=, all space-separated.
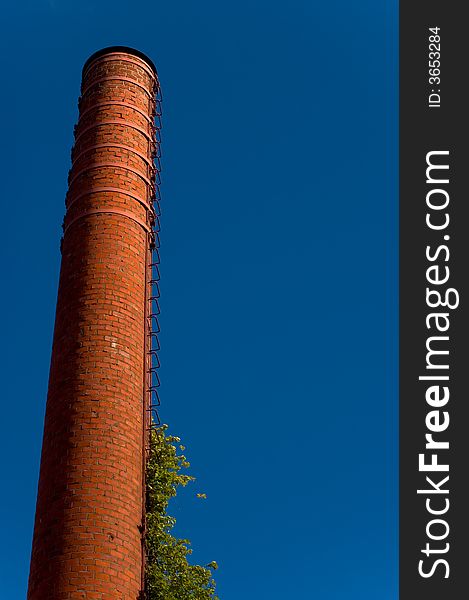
xmin=79 ymin=100 xmax=154 ymax=123
xmin=82 ymin=53 xmax=157 ymax=81
xmin=72 ymin=142 xmax=156 ymax=169
xmin=81 ymin=75 xmax=154 ymax=98
xmin=63 ymin=207 xmax=153 ymax=234
xmin=74 ymin=119 xmax=154 ymax=144
xmin=68 ymin=162 xmax=154 ymax=187
xmin=66 ymin=186 xmax=153 ymax=212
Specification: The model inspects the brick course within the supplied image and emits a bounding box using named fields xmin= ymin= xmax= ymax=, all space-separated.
xmin=28 ymin=48 xmax=158 ymax=599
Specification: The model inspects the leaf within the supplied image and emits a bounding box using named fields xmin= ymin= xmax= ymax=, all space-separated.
xmin=145 ymin=425 xmax=218 ymax=599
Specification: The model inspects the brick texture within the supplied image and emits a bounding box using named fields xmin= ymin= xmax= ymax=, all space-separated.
xmin=27 ymin=48 xmax=158 ymax=599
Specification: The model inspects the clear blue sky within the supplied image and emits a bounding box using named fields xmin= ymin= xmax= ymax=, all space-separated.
xmin=0 ymin=1 xmax=397 ymax=597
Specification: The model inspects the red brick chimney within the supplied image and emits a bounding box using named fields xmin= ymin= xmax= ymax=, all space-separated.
xmin=28 ymin=47 xmax=160 ymax=599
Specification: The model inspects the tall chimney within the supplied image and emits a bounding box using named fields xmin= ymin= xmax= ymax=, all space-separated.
xmin=28 ymin=47 xmax=160 ymax=599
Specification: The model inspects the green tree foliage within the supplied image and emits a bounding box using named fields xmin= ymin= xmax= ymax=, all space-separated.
xmin=145 ymin=425 xmax=219 ymax=599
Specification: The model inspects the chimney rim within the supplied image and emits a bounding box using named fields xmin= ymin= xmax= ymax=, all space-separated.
xmin=83 ymin=46 xmax=157 ymax=77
